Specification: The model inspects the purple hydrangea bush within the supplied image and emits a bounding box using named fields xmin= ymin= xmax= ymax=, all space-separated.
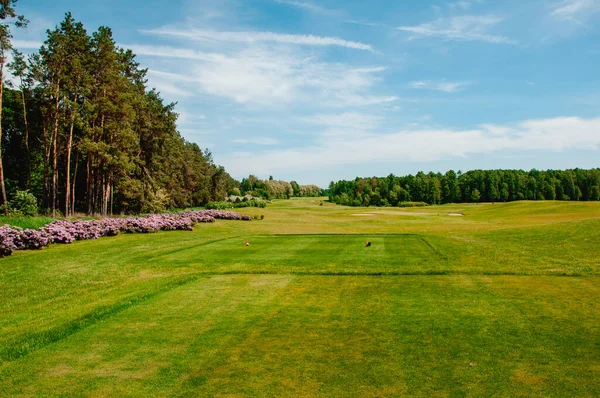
xmin=0 ymin=210 xmax=251 ymax=257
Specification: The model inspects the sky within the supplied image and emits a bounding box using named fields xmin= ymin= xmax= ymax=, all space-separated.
xmin=13 ymin=0 xmax=600 ymax=187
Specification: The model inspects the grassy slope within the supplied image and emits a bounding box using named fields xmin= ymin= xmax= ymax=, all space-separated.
xmin=1 ymin=198 xmax=600 ymax=396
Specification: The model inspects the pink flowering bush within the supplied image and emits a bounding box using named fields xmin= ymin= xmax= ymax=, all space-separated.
xmin=0 ymin=210 xmax=251 ymax=257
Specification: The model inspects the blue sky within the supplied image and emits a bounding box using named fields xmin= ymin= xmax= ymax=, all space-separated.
xmin=13 ymin=0 xmax=600 ymax=186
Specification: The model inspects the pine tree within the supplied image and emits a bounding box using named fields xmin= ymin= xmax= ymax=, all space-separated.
xmin=0 ymin=0 xmax=27 ymax=213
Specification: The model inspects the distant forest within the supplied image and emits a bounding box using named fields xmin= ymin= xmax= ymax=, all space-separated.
xmin=1 ymin=12 xmax=237 ymax=216
xmin=328 ymin=169 xmax=600 ymax=207
xmin=236 ymin=175 xmax=322 ymax=200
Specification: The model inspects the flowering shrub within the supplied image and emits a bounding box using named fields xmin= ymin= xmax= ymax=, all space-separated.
xmin=0 ymin=210 xmax=251 ymax=257
xmin=0 ymin=225 xmax=19 ymax=256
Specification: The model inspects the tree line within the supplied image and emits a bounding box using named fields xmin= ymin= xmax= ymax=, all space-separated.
xmin=328 ymin=169 xmax=600 ymax=207
xmin=236 ymin=175 xmax=322 ymax=200
xmin=1 ymin=9 xmax=236 ymax=216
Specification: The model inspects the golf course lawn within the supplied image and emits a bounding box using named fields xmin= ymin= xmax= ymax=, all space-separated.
xmin=1 ymin=198 xmax=600 ymax=396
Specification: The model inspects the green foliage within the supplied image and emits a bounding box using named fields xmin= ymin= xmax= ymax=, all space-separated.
xmin=8 ymin=190 xmax=38 ymax=216
xmin=204 ymin=201 xmax=233 ymax=210
xmin=329 ymin=168 xmax=600 ymax=207
xmin=1 ymin=14 xmax=236 ymax=217
xmin=143 ymin=188 xmax=170 ymax=214
xmin=398 ymin=201 xmax=428 ymax=207
xmin=206 ymin=200 xmax=267 ymax=210
xmin=470 ymin=188 xmax=481 ymax=203
xmin=590 ymin=186 xmax=600 ymax=201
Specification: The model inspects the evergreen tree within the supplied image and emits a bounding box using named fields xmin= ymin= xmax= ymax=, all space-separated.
xmin=0 ymin=0 xmax=27 ymax=213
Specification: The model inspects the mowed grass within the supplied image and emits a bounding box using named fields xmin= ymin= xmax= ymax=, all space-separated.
xmin=148 ymin=234 xmax=444 ymax=274
xmin=1 ymin=198 xmax=600 ymax=396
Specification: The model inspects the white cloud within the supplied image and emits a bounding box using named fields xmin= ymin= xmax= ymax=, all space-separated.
xmin=550 ymin=0 xmax=600 ymax=26
xmin=449 ymin=1 xmax=475 ymax=10
xmin=146 ymin=70 xmax=195 ymax=98
xmin=398 ymin=15 xmax=516 ymax=44
xmin=449 ymin=0 xmax=485 ymax=10
xmin=141 ymin=28 xmax=375 ymax=52
xmin=344 ymin=20 xmax=391 ymax=29
xmin=231 ymin=137 xmax=280 ymax=145
xmin=223 ymin=116 xmax=600 ymax=175
xmin=12 ymin=40 xmax=43 ymax=50
xmin=177 ymin=110 xmax=206 ymax=126
xmin=410 ymin=80 xmax=471 ymax=93
xmin=274 ymin=0 xmax=338 ymax=16
xmin=134 ymin=45 xmax=393 ymax=107
xmin=330 ymin=94 xmax=398 ymax=107
xmin=124 ymin=44 xmax=226 ymax=62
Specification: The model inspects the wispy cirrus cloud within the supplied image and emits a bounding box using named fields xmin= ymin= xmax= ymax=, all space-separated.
xmin=398 ymin=15 xmax=516 ymax=44
xmin=140 ymin=27 xmax=375 ymax=52
xmin=231 ymin=137 xmax=279 ymax=145
xmin=550 ymin=0 xmax=600 ymax=26
xmin=273 ymin=0 xmax=339 ymax=16
xmin=410 ymin=80 xmax=472 ymax=93
xmin=448 ymin=0 xmax=482 ymax=10
xmin=135 ymin=44 xmax=394 ymax=107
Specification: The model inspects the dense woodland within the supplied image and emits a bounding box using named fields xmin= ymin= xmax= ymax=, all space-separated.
xmin=328 ymin=169 xmax=600 ymax=207
xmin=1 ymin=10 xmax=237 ymax=216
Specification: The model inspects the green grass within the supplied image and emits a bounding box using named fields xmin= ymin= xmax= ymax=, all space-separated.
xmin=1 ymin=198 xmax=600 ymax=396
xmin=0 ymin=215 xmax=56 ymax=229
xmin=146 ymin=234 xmax=445 ymax=274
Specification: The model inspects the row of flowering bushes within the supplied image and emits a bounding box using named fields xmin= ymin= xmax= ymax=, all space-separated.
xmin=0 ymin=210 xmax=251 ymax=257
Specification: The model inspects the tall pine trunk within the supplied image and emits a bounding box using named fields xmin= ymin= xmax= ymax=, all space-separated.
xmin=71 ymin=149 xmax=78 ymax=215
xmin=20 ymin=88 xmax=30 ymax=187
xmin=51 ymin=85 xmax=60 ymax=217
xmin=86 ymin=156 xmax=91 ymax=214
xmin=86 ymin=119 xmax=94 ymax=215
xmin=0 ymin=56 xmax=7 ymax=214
xmin=42 ymin=121 xmax=51 ymax=210
xmin=65 ymin=100 xmax=75 ymax=216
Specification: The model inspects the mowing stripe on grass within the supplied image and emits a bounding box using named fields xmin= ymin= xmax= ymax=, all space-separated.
xmin=139 ymin=236 xmax=241 ymax=262
xmin=0 ymin=275 xmax=198 ymax=364
xmin=420 ymin=236 xmax=448 ymax=259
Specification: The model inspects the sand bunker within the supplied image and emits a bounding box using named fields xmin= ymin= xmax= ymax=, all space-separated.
xmin=448 ymin=213 xmax=464 ymax=217
xmin=351 ymin=213 xmax=377 ymax=216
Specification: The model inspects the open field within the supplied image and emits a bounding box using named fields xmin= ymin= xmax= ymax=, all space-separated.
xmin=2 ymin=198 xmax=600 ymax=396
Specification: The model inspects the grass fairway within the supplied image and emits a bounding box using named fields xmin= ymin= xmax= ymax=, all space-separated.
xmin=1 ymin=198 xmax=600 ymax=396
xmin=150 ymin=234 xmax=444 ymax=274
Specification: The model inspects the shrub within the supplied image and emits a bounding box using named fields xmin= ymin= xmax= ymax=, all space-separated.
xmin=143 ymin=188 xmax=171 ymax=214
xmin=0 ymin=225 xmax=18 ymax=256
xmin=206 ymin=200 xmax=266 ymax=210
xmin=8 ymin=191 xmax=38 ymax=216
xmin=398 ymin=201 xmax=428 ymax=208
xmin=205 ymin=201 xmax=234 ymax=210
